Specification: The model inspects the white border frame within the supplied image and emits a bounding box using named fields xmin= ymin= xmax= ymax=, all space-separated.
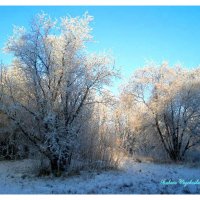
xmin=0 ymin=0 xmax=200 ymax=6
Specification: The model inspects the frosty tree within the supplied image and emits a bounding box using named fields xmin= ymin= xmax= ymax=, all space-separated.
xmin=0 ymin=12 xmax=117 ymax=173
xmin=123 ymin=63 xmax=200 ymax=161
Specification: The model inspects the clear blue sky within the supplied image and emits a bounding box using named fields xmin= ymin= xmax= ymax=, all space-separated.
xmin=1 ymin=6 xmax=200 ymax=93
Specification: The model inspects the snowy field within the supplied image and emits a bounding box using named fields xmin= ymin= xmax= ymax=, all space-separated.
xmin=0 ymin=158 xmax=199 ymax=194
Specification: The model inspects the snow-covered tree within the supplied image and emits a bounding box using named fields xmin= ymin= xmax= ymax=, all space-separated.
xmin=122 ymin=62 xmax=200 ymax=161
xmin=0 ymin=12 xmax=117 ymax=173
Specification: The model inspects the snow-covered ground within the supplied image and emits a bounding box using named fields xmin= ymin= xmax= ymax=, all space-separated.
xmin=0 ymin=158 xmax=199 ymax=194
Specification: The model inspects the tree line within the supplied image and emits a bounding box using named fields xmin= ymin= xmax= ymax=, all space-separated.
xmin=0 ymin=12 xmax=199 ymax=175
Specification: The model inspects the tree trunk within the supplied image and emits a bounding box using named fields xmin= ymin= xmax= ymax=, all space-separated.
xmin=50 ymin=153 xmax=72 ymax=175
xmin=168 ymin=149 xmax=182 ymax=162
